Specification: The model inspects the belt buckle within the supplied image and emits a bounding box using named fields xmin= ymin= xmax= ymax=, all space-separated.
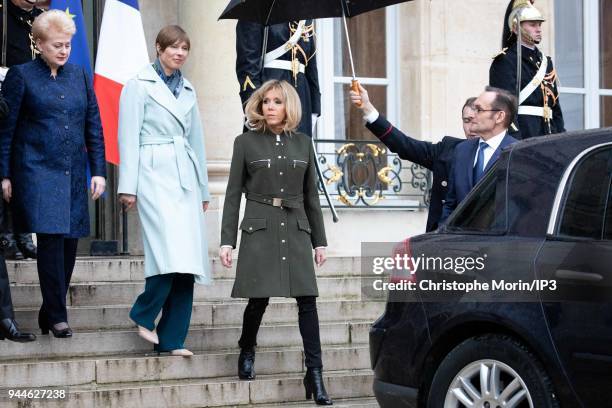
xmin=272 ymin=198 xmax=283 ymax=207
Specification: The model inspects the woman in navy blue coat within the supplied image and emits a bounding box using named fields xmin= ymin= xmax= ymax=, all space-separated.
xmin=0 ymin=10 xmax=106 ymax=338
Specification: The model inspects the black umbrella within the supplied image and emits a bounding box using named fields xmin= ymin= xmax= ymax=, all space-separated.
xmin=219 ymin=0 xmax=410 ymax=25
xmin=219 ymin=0 xmax=413 ymax=84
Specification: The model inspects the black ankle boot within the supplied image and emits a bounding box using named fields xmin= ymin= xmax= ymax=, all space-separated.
xmin=0 ymin=318 xmax=36 ymax=342
xmin=238 ymin=347 xmax=256 ymax=380
xmin=303 ymin=367 xmax=333 ymax=405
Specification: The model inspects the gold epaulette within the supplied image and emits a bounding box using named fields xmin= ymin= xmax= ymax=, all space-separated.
xmin=492 ymin=47 xmax=508 ymax=60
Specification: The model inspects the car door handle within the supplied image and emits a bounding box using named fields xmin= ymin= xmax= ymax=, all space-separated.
xmin=554 ymin=269 xmax=603 ymax=282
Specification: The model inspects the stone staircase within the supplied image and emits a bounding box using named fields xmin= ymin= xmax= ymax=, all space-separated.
xmin=0 ymin=256 xmax=382 ymax=407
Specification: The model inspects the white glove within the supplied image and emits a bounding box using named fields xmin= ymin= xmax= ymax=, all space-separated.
xmin=311 ymin=114 xmax=319 ymax=136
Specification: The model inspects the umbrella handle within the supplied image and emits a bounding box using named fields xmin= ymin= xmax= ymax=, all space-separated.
xmin=351 ymin=79 xmax=362 ymax=107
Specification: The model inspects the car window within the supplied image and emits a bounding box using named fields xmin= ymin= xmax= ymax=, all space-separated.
xmin=558 ymin=147 xmax=612 ymax=240
xmin=447 ymin=162 xmax=506 ymax=232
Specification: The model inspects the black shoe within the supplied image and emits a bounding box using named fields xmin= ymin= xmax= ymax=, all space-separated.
xmin=16 ymin=240 xmax=37 ymax=259
xmin=40 ymin=324 xmax=72 ymax=338
xmin=238 ymin=347 xmax=256 ymax=380
xmin=39 ymin=314 xmax=72 ymax=338
xmin=303 ymin=367 xmax=333 ymax=405
xmin=0 ymin=318 xmax=36 ymax=342
xmin=3 ymin=242 xmax=24 ymax=260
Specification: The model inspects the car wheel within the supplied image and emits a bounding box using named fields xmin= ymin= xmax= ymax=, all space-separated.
xmin=426 ymin=334 xmax=558 ymax=408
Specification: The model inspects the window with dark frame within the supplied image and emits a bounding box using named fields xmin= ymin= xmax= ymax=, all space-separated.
xmin=558 ymin=147 xmax=612 ymax=240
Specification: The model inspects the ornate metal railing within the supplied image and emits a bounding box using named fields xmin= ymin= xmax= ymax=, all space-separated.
xmin=314 ymin=139 xmax=432 ymax=209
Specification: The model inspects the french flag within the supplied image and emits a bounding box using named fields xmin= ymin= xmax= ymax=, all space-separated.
xmin=94 ymin=0 xmax=149 ymax=165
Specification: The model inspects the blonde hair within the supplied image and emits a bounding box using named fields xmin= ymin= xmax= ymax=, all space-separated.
xmin=244 ymin=80 xmax=302 ymax=133
xmin=32 ymin=10 xmax=76 ymax=42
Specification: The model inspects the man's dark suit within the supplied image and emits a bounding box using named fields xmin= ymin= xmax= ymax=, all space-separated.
xmin=366 ymin=114 xmax=464 ymax=232
xmin=441 ymin=133 xmax=517 ymax=222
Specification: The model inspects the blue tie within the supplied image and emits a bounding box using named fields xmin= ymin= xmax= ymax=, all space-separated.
xmin=473 ymin=141 xmax=489 ymax=183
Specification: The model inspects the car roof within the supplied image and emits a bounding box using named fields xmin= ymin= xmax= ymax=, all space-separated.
xmin=509 ymin=127 xmax=612 ymax=156
xmin=504 ymin=128 xmax=612 ymax=236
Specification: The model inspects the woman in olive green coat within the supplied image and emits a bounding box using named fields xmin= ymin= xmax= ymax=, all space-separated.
xmin=220 ymin=80 xmax=332 ymax=405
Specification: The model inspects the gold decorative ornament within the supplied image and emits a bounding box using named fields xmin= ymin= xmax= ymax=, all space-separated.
xmin=365 ymin=192 xmax=383 ymax=205
xmin=366 ymin=144 xmax=385 ymax=157
xmin=242 ymin=75 xmax=256 ymax=92
xmin=287 ymin=21 xmax=317 ymax=85
xmin=377 ymin=167 xmax=393 ymax=185
xmin=492 ymin=47 xmax=509 ymax=60
xmin=326 ymin=165 xmax=343 ymax=185
xmin=338 ymin=193 xmax=353 ymax=206
xmin=337 ymin=143 xmax=356 ymax=156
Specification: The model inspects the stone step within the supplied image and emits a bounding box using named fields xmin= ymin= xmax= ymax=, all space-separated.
xmin=14 ymin=299 xmax=384 ymax=331
xmin=0 ymin=321 xmax=372 ymax=361
xmin=0 ymin=369 xmax=374 ymax=408
xmin=248 ymin=397 xmax=379 ymax=408
xmin=0 ymin=344 xmax=370 ymax=388
xmin=6 ymin=256 xmax=362 ymax=284
xmin=10 ymin=277 xmax=363 ymax=308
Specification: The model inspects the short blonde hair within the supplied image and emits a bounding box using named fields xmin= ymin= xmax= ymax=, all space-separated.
xmin=32 ymin=10 xmax=76 ymax=42
xmin=244 ymin=80 xmax=302 ymax=133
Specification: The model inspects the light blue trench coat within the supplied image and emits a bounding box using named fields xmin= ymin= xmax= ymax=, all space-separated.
xmin=117 ymin=64 xmax=211 ymax=285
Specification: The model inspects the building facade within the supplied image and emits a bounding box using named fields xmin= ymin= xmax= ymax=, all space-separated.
xmin=88 ymin=0 xmax=609 ymax=255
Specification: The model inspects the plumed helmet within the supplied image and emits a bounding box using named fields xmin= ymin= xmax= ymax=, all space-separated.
xmin=501 ymin=0 xmax=545 ymax=48
xmin=507 ymin=0 xmax=545 ymax=31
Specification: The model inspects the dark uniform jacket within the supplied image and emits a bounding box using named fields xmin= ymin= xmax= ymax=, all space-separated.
xmin=236 ymin=21 xmax=320 ymax=136
xmin=0 ymin=1 xmax=43 ymax=67
xmin=0 ymin=59 xmax=106 ymax=237
xmin=221 ymin=130 xmax=327 ymax=298
xmin=490 ymin=44 xmax=565 ymax=139
xmin=366 ymin=114 xmax=463 ymax=232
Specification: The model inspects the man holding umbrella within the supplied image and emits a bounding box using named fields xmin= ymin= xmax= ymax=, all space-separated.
xmin=489 ymin=0 xmax=565 ymax=139
xmin=350 ymin=83 xmax=478 ymax=232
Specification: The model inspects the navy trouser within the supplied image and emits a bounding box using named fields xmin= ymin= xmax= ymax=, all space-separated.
xmin=36 ymin=234 xmax=78 ymax=325
xmin=0 ymin=255 xmax=14 ymax=320
xmin=238 ymin=296 xmax=323 ymax=368
xmin=130 ymin=273 xmax=195 ymax=352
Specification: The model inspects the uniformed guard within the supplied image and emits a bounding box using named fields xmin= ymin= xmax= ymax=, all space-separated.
xmin=236 ymin=20 xmax=320 ymax=136
xmin=489 ymin=0 xmax=565 ymax=139
xmin=0 ymin=0 xmax=42 ymax=260
xmin=236 ymin=20 xmax=339 ymax=222
xmin=1 ymin=0 xmax=43 ymax=70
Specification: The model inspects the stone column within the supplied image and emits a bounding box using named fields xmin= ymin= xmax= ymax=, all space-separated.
xmin=178 ymin=0 xmax=244 ymax=251
xmin=397 ymin=0 xmax=555 ymax=142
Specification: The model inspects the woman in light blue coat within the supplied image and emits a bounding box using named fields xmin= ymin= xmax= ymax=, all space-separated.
xmin=117 ymin=26 xmax=211 ymax=356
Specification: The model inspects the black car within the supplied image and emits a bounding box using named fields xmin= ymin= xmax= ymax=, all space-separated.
xmin=370 ymin=129 xmax=612 ymax=408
